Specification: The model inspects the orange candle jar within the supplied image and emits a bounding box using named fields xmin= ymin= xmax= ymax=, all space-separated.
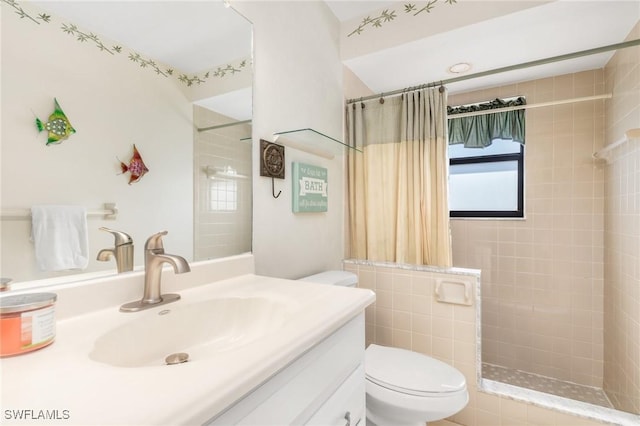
xmin=0 ymin=293 xmax=57 ymax=357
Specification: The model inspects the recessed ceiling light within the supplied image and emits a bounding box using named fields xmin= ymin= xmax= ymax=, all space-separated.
xmin=448 ymin=62 xmax=472 ymax=74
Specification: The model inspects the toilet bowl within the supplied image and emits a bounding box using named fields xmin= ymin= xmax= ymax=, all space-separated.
xmin=299 ymin=271 xmax=469 ymax=426
xmin=365 ymin=344 xmax=468 ymax=426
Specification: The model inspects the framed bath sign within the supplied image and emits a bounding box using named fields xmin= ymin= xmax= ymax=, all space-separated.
xmin=292 ymin=162 xmax=328 ymax=213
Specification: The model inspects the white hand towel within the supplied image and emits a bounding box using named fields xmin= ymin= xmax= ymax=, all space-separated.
xmin=31 ymin=205 xmax=89 ymax=271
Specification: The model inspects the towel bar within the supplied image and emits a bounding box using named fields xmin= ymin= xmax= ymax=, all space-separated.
xmin=0 ymin=203 xmax=118 ymax=220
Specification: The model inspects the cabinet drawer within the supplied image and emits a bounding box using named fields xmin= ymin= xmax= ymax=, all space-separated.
xmin=306 ymin=364 xmax=365 ymax=426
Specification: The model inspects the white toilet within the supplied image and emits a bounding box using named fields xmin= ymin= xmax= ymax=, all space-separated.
xmin=299 ymin=271 xmax=469 ymax=426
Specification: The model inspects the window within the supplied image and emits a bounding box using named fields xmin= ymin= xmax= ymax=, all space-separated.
xmin=210 ymin=179 xmax=237 ymax=211
xmin=449 ymin=139 xmax=524 ymax=218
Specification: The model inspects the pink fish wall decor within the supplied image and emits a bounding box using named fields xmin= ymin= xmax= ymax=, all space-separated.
xmin=119 ymin=144 xmax=149 ymax=185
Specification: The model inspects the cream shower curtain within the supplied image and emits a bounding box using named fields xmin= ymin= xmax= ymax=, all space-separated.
xmin=346 ymin=88 xmax=451 ymax=267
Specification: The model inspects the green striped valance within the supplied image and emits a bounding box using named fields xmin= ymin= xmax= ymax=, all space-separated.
xmin=448 ymin=97 xmax=526 ymax=148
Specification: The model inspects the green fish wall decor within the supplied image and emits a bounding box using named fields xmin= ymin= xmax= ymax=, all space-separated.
xmin=35 ymin=98 xmax=76 ymax=145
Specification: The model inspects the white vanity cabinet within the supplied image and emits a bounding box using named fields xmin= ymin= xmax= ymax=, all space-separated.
xmin=1 ymin=261 xmax=376 ymax=426
xmin=207 ymin=313 xmax=366 ymax=425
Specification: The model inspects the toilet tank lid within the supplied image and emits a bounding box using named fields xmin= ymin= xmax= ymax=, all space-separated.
xmin=298 ymin=270 xmax=357 ymax=287
xmin=365 ymin=344 xmax=466 ymax=395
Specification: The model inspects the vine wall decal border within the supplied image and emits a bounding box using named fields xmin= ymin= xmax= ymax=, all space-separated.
xmin=348 ymin=0 xmax=458 ymax=37
xmin=2 ymin=0 xmax=249 ymax=87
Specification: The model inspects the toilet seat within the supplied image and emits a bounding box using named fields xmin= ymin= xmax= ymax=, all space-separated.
xmin=365 ymin=344 xmax=466 ymax=397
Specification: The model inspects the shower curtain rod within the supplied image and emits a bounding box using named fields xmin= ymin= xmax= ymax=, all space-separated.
xmin=346 ymin=38 xmax=640 ymax=105
xmin=197 ymin=119 xmax=252 ymax=132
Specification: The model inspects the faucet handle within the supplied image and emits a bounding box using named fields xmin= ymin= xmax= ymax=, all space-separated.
xmin=145 ymin=230 xmax=168 ymax=251
xmin=99 ymin=227 xmax=133 ymax=246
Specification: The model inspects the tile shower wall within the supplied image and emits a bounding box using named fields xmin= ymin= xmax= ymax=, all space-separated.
xmin=449 ymin=69 xmax=606 ymax=388
xmin=194 ymin=105 xmax=252 ymax=260
xmin=603 ymin=21 xmax=640 ymax=414
xmin=344 ymin=261 xmax=606 ymax=426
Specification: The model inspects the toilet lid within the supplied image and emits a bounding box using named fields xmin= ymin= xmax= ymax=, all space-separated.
xmin=299 ymin=271 xmax=357 ymax=287
xmin=365 ymin=344 xmax=466 ymax=396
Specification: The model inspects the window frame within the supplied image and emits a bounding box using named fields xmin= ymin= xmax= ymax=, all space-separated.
xmin=449 ymin=144 xmax=524 ymax=218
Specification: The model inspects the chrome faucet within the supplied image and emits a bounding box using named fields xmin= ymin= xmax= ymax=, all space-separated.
xmin=97 ymin=227 xmax=134 ymax=273
xmin=120 ymin=231 xmax=190 ymax=312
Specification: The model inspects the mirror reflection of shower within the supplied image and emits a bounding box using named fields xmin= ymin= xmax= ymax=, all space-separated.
xmin=193 ymin=90 xmax=252 ymax=261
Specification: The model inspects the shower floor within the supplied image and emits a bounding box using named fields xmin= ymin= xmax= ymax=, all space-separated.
xmin=482 ymin=363 xmax=614 ymax=409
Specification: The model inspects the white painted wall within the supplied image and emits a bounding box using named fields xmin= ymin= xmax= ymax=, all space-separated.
xmin=1 ymin=5 xmax=193 ymax=282
xmin=234 ymin=1 xmax=345 ymax=279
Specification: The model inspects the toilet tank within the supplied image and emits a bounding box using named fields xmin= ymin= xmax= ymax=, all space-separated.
xmin=298 ymin=271 xmax=358 ymax=288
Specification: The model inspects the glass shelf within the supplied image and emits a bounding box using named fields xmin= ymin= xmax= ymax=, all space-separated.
xmin=272 ymin=128 xmax=362 ymax=159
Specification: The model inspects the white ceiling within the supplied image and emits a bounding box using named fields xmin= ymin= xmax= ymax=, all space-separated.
xmin=25 ymin=1 xmax=639 ymax=114
xmin=326 ymin=0 xmax=398 ymax=22
xmin=194 ymin=86 xmax=253 ymax=121
xmin=327 ymin=0 xmax=640 ymax=97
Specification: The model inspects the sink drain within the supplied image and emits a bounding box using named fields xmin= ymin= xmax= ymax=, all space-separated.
xmin=165 ymin=352 xmax=189 ymax=365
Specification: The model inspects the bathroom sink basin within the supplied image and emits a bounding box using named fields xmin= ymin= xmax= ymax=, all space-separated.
xmin=89 ymin=297 xmax=291 ymax=367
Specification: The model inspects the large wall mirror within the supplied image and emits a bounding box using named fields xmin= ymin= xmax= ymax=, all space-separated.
xmin=0 ymin=0 xmax=252 ymax=286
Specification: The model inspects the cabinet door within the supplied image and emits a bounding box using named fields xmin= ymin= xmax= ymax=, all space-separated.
xmin=207 ymin=314 xmax=365 ymax=425
xmin=306 ymin=364 xmax=365 ymax=426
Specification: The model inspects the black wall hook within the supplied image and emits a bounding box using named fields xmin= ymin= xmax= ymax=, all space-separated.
xmin=271 ymin=177 xmax=281 ymax=198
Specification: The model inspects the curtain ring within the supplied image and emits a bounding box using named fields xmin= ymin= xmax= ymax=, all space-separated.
xmin=379 ymin=93 xmax=385 ymax=104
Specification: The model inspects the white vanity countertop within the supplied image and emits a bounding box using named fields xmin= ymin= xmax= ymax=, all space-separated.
xmin=0 ymin=273 xmax=375 ymax=425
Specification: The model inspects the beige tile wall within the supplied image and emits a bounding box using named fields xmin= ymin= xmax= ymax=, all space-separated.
xmin=344 ymin=261 xmax=608 ymax=426
xmin=448 ymin=69 xmax=606 ymax=387
xmin=602 ymin=21 xmax=640 ymax=414
xmin=193 ymin=105 xmax=252 ymax=260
